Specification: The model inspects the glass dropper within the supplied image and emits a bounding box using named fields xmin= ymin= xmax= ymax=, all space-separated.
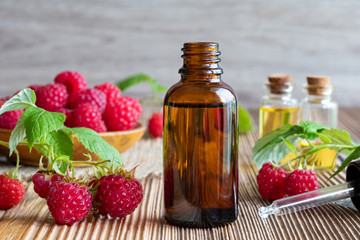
xmin=259 ymin=180 xmax=357 ymax=218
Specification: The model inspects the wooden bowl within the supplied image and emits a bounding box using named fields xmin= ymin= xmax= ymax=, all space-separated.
xmin=0 ymin=123 xmax=146 ymax=166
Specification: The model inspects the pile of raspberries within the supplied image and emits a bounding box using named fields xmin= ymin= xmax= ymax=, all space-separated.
xmin=0 ymin=71 xmax=142 ymax=133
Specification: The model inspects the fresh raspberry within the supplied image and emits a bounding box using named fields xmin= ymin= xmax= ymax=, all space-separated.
xmin=0 ymin=175 xmax=25 ymax=210
xmin=36 ymin=83 xmax=69 ymax=111
xmin=27 ymin=84 xmax=43 ymax=93
xmin=32 ymin=172 xmax=64 ymax=199
xmin=47 ymin=181 xmax=92 ymax=225
xmin=68 ymin=104 xmax=107 ymax=132
xmin=285 ymin=169 xmax=319 ymax=196
xmin=94 ymin=82 xmax=122 ymax=104
xmin=70 ymin=88 xmax=106 ymax=114
xmin=256 ymin=163 xmax=288 ymax=200
xmin=0 ymin=96 xmax=11 ymax=102
xmin=57 ymin=108 xmax=73 ymax=127
xmin=94 ymin=174 xmax=143 ymax=218
xmin=148 ymin=112 xmax=163 ymax=137
xmin=103 ymin=97 xmax=142 ymax=131
xmin=0 ymin=98 xmax=24 ymax=129
xmin=54 ymin=71 xmax=87 ymax=96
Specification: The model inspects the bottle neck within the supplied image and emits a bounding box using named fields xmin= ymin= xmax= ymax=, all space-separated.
xmin=303 ymin=84 xmax=334 ymax=103
xmin=264 ymin=82 xmax=295 ymax=99
xmin=267 ymin=92 xmax=294 ymax=100
xmin=179 ymin=42 xmax=222 ymax=82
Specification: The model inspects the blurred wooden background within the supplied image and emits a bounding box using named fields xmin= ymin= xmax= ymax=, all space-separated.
xmin=0 ymin=0 xmax=359 ymax=108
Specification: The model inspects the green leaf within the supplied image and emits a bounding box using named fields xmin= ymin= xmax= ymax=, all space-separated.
xmin=253 ymin=135 xmax=299 ymax=168
xmin=22 ymin=107 xmax=66 ymax=149
xmin=116 ymin=73 xmax=167 ymax=93
xmin=63 ymin=127 xmax=122 ymax=167
xmin=282 ymin=137 xmax=297 ymax=156
xmin=300 ymin=121 xmax=330 ymax=134
xmin=238 ymin=104 xmax=253 ymax=133
xmin=9 ymin=115 xmax=26 ymax=155
xmin=44 ymin=130 xmax=74 ymax=158
xmin=331 ymin=146 xmax=360 ymax=178
xmin=252 ymin=124 xmax=302 ymax=156
xmin=0 ymin=88 xmax=36 ymax=115
xmin=320 ymin=129 xmax=354 ymax=146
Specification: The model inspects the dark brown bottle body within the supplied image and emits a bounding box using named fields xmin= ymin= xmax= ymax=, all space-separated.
xmin=163 ymin=42 xmax=239 ymax=228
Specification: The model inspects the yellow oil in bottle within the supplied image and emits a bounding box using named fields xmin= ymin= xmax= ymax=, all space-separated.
xmin=259 ymin=106 xmax=298 ymax=137
xmin=299 ymin=139 xmax=337 ymax=170
xmin=280 ymin=139 xmax=337 ymax=170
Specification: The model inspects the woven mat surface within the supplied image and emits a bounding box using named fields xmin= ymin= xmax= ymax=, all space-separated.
xmin=1 ymin=108 xmax=360 ymax=240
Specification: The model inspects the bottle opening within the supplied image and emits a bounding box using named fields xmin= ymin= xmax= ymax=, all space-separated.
xmin=265 ymin=74 xmax=294 ymax=94
xmin=179 ymin=42 xmax=223 ymax=77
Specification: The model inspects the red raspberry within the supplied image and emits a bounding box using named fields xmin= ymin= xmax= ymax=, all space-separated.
xmin=0 ymin=96 xmax=11 ymax=102
xmin=70 ymin=88 xmax=106 ymax=114
xmin=57 ymin=108 xmax=73 ymax=127
xmin=94 ymin=82 xmax=121 ymax=104
xmin=36 ymin=83 xmax=69 ymax=111
xmin=0 ymin=175 xmax=25 ymax=210
xmin=32 ymin=172 xmax=64 ymax=199
xmin=285 ymin=169 xmax=319 ymax=196
xmin=54 ymin=71 xmax=87 ymax=96
xmin=47 ymin=181 xmax=92 ymax=225
xmin=103 ymin=97 xmax=142 ymax=131
xmin=257 ymin=163 xmax=288 ymax=200
xmin=0 ymin=98 xmax=24 ymax=129
xmin=148 ymin=112 xmax=163 ymax=137
xmin=94 ymin=174 xmax=143 ymax=218
xmin=27 ymin=84 xmax=43 ymax=93
xmin=68 ymin=104 xmax=107 ymax=132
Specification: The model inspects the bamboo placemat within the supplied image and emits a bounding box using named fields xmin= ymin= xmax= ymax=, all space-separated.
xmin=1 ymin=108 xmax=360 ymax=240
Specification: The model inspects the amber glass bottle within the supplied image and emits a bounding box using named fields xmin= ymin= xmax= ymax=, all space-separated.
xmin=163 ymin=42 xmax=238 ymax=228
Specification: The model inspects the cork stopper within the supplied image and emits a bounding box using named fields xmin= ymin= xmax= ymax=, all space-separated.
xmin=267 ymin=74 xmax=293 ymax=94
xmin=306 ymin=76 xmax=332 ymax=95
xmin=307 ymin=76 xmax=331 ymax=86
xmin=268 ymin=74 xmax=292 ymax=84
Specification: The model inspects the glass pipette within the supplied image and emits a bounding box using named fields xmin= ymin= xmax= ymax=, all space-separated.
xmin=259 ymin=160 xmax=360 ymax=218
xmin=259 ymin=181 xmax=356 ymax=218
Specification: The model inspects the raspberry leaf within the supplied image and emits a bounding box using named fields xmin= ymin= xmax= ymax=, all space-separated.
xmin=0 ymin=88 xmax=36 ymax=115
xmin=44 ymin=130 xmax=74 ymax=159
xmin=63 ymin=127 xmax=122 ymax=167
xmin=331 ymin=146 xmax=360 ymax=179
xmin=238 ymin=104 xmax=253 ymax=133
xmin=117 ymin=73 xmax=167 ymax=92
xmin=253 ymin=135 xmax=299 ymax=168
xmin=252 ymin=124 xmax=302 ymax=156
xmin=253 ymin=121 xmax=360 ymax=178
xmin=9 ymin=115 xmax=26 ymax=155
xmin=300 ymin=121 xmax=330 ymax=135
xmin=22 ymin=106 xmax=66 ymax=150
xmin=116 ymin=73 xmax=167 ymax=104
xmin=281 ymin=137 xmax=297 ymax=156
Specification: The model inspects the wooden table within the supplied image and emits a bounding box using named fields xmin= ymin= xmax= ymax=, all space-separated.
xmin=1 ymin=108 xmax=360 ymax=240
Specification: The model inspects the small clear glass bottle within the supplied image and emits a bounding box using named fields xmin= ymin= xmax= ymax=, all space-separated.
xmin=299 ymin=76 xmax=338 ymax=170
xmin=163 ymin=42 xmax=238 ymax=228
xmin=300 ymin=76 xmax=338 ymax=127
xmin=259 ymin=74 xmax=298 ymax=137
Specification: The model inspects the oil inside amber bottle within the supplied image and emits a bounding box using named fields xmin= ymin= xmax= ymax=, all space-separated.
xmin=163 ymin=42 xmax=238 ymax=228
